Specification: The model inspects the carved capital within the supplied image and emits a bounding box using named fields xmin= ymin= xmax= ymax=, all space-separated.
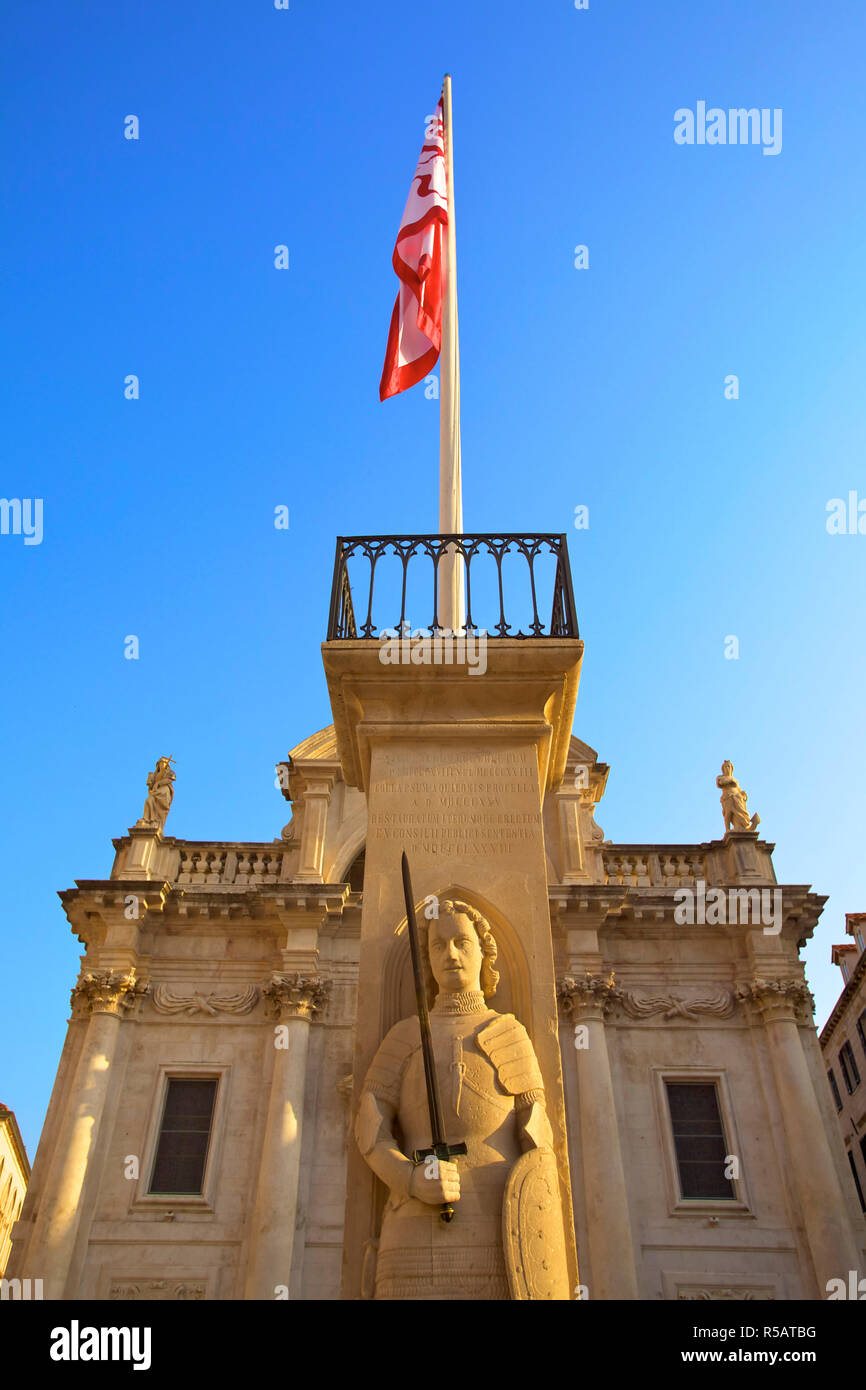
xmin=262 ymin=972 xmax=330 ymax=1021
xmin=557 ymin=972 xmax=620 ymax=1020
xmin=71 ymin=968 xmax=149 ymax=1019
xmin=734 ymin=978 xmax=814 ymax=1024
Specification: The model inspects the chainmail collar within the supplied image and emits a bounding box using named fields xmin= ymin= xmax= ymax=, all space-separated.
xmin=431 ymin=989 xmax=486 ymax=1015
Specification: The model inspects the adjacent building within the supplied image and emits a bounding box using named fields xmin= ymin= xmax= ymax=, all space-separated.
xmin=0 ymin=1104 xmax=30 ymax=1276
xmin=821 ymin=913 xmax=866 ymax=1220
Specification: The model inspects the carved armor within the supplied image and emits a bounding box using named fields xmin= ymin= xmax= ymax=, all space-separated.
xmin=356 ymin=989 xmax=555 ymax=1300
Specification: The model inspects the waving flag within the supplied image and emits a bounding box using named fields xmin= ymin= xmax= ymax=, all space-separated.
xmin=379 ymin=100 xmax=448 ymax=401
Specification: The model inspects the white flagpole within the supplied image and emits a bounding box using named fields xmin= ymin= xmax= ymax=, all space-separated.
xmin=438 ymin=73 xmax=465 ymax=632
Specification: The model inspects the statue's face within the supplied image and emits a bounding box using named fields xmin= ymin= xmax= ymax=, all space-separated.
xmin=428 ymin=911 xmax=483 ymax=995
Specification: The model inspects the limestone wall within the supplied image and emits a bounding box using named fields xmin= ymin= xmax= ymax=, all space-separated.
xmin=9 ymin=724 xmax=862 ymax=1300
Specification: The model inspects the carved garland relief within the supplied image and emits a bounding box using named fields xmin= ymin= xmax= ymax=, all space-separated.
xmin=150 ymin=985 xmax=260 ymax=1016
xmin=557 ymin=974 xmax=813 ymax=1023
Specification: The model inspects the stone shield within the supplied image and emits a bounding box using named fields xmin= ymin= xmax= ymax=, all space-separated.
xmin=502 ymin=1148 xmax=571 ymax=1300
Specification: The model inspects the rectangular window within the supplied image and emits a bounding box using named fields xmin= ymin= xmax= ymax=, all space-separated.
xmin=847 ymin=1152 xmax=866 ymax=1213
xmin=857 ymin=1009 xmax=866 ymax=1062
xmin=149 ymin=1078 xmax=218 ymax=1195
xmin=839 ymin=1041 xmax=861 ymax=1096
xmin=827 ymin=1068 xmax=843 ymax=1111
xmin=665 ymin=1082 xmax=736 ymax=1201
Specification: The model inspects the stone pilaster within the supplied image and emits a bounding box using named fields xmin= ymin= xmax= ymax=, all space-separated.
xmin=22 ymin=968 xmax=148 ymax=1298
xmin=556 ymin=787 xmax=589 ymax=882
xmin=553 ymin=751 xmax=607 ymax=884
xmin=244 ymin=973 xmax=330 ymax=1299
xmin=293 ymin=771 xmax=338 ymax=884
xmin=558 ymin=973 xmax=638 ymax=1299
xmin=735 ymin=977 xmax=862 ymax=1293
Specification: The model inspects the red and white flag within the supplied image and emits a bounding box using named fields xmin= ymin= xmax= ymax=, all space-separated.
xmin=379 ymin=100 xmax=448 ymax=401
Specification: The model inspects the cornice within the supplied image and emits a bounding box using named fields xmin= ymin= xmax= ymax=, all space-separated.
xmin=60 ymin=881 xmax=349 ymax=915
xmin=549 ymin=883 xmax=824 ymax=939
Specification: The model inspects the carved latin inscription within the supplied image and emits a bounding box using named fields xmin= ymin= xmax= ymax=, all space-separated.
xmin=369 ymin=749 xmax=540 ymax=857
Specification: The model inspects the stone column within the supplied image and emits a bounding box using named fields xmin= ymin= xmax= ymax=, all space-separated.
xmin=558 ymin=974 xmax=638 ymax=1299
xmin=737 ymin=979 xmax=861 ymax=1293
xmin=24 ymin=969 xmax=147 ymax=1298
xmin=244 ymin=973 xmax=330 ymax=1300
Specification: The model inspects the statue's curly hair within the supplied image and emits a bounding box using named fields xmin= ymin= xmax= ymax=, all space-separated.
xmin=418 ymin=898 xmax=500 ymax=1003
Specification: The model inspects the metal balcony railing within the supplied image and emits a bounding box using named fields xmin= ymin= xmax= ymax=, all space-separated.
xmin=326 ymin=534 xmax=579 ymax=640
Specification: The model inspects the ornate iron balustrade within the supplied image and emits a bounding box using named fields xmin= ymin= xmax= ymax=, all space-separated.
xmin=326 ymin=534 xmax=579 ymax=640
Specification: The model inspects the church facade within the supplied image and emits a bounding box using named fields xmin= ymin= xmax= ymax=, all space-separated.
xmin=8 ymin=536 xmax=865 ymax=1300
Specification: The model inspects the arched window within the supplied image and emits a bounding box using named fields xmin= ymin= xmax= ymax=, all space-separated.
xmin=346 ymin=848 xmax=365 ymax=892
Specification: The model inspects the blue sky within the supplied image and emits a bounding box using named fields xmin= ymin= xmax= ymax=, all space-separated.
xmin=2 ymin=1 xmax=865 ymax=1154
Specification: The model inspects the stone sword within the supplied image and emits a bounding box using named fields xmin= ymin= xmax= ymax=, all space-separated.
xmin=400 ymin=850 xmax=467 ymax=1223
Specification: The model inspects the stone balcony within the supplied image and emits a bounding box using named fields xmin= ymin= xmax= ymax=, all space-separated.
xmin=600 ymin=838 xmax=777 ymax=889
xmin=108 ymin=830 xmax=778 ymax=894
xmin=110 ymin=835 xmax=299 ymax=887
